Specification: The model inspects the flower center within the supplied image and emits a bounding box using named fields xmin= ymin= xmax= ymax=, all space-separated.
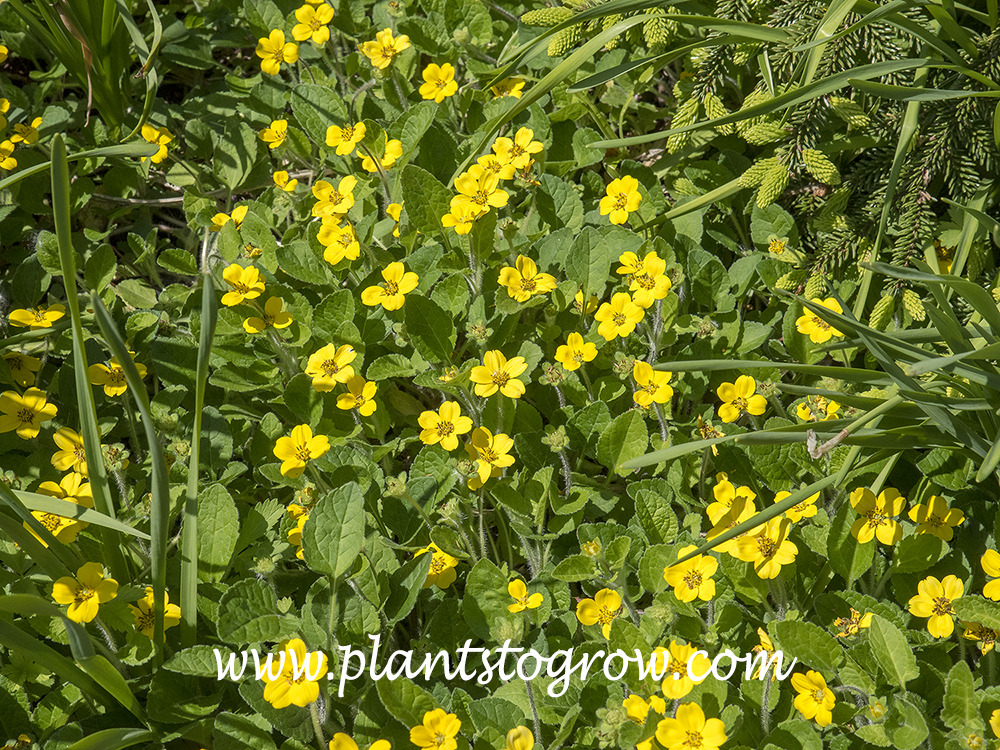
xmin=40 ymin=513 xmax=63 ymax=532
xmin=272 ymin=50 xmax=284 ymax=63
xmin=932 ymin=596 xmax=953 ymax=616
xmin=430 ymin=557 xmax=447 ymax=574
xmin=612 ymin=312 xmax=627 ymax=326
xmin=74 ymin=445 xmax=86 ymax=461
xmin=343 ymin=126 xmax=355 ymax=140
xmin=683 ymin=570 xmax=703 ymax=590
xmin=865 ymin=510 xmax=887 ymax=527
xmin=492 ymin=371 xmax=511 ymax=388
xmin=812 ymin=316 xmax=831 ymax=330
xmin=16 ymin=407 xmax=35 ymax=425
xmin=636 ymin=273 xmax=656 ymax=291
xmin=732 ymin=397 xmax=748 ymax=411
xmin=383 ymin=280 xmax=399 ymax=296
xmin=433 ymin=733 xmax=448 ymax=748
xmin=479 ymin=447 xmax=499 ymax=464
xmin=519 ymin=277 xmax=537 ymax=292
xmin=614 ymin=194 xmax=629 ymax=211
xmin=436 ymin=421 xmax=455 ymax=437
xmin=756 ymin=537 xmax=777 ymax=559
xmin=295 ymin=444 xmax=312 ymax=461
xmin=813 ymin=689 xmax=826 ymax=703
xmin=137 ymin=611 xmax=154 ymax=631
xmin=309 ymin=18 xmax=322 ymax=31
xmin=322 ymin=360 xmax=340 ymax=376
xmin=109 ymin=367 xmax=126 ymax=384
xmin=925 ymin=514 xmax=944 ymax=527
xmin=382 ymin=45 xmax=397 ymax=59
xmin=769 ymin=239 xmax=785 ymax=254
xmin=8 ymin=356 xmax=22 ymax=371
xmin=682 ymin=730 xmax=703 ymax=749
xmin=32 ymin=309 xmax=47 ymax=322
xmin=473 ymin=189 xmax=491 ymax=206
xmin=75 ymin=586 xmax=96 ymax=605
xmin=597 ymin=606 xmax=617 ymax=626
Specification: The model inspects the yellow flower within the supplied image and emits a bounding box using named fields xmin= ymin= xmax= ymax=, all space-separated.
xmin=330 ymin=734 xmax=390 ymax=750
xmin=655 ymin=642 xmax=710 ymax=698
xmin=292 ymin=3 xmax=334 ymax=44
xmin=983 ymin=550 xmax=1000 ymax=601
xmin=491 ymin=78 xmax=525 ymax=99
xmin=10 ymin=116 xmax=41 ymax=145
xmin=441 ymin=201 xmax=482 ymax=234
xmin=387 ymin=202 xmax=403 ymax=237
xmin=221 ymin=264 xmax=265 ymax=307
xmin=498 ymin=255 xmax=557 ymax=302
xmin=0 ymin=139 xmax=15 ymax=170
xmin=776 ymin=489 xmax=820 ymax=523
xmin=796 ymin=394 xmax=840 ymax=422
xmin=733 ymin=517 xmax=798 ymax=579
xmin=0 ymin=387 xmax=57 ymax=439
xmin=140 ymin=124 xmax=172 ymax=163
xmin=210 ymin=205 xmax=249 ymax=232
xmin=706 ymin=473 xmax=756 ymax=524
xmin=632 ymin=361 xmax=673 ymax=407
xmin=716 ymin=375 xmax=767 ymax=423
xmin=599 ymin=176 xmax=642 ymax=225
xmin=849 ymin=487 xmax=904 ymax=545
xmin=791 ymin=671 xmax=836 ymax=727
xmin=29 ymin=472 xmax=93 ymax=546
xmin=273 ymin=170 xmax=298 ymax=192
xmin=796 ymin=297 xmax=845 ymax=343
xmin=555 ymin=332 xmax=597 ymax=371
xmin=576 ymin=588 xmax=620 ymax=638
xmin=908 ymin=574 xmax=963 ymax=638
xmin=318 ymin=220 xmax=361 ymax=266
xmin=243 ymin=297 xmax=293 ymax=333
xmin=438 ymin=367 xmax=458 ymax=383
xmin=624 ymin=694 xmax=666 ymax=724
xmin=130 ymin=586 xmax=182 ymax=640
xmin=656 ymin=703 xmax=727 ymax=750
xmin=505 ymin=726 xmax=533 ymax=750
xmin=936 ymin=240 xmax=954 ymax=274
xmin=410 ymin=708 xmax=461 ymax=750
xmin=833 ymin=608 xmax=874 ymax=637
xmin=256 ymin=30 xmax=299 ymax=75
xmin=470 ymin=350 xmax=528 ymax=399
xmin=574 ymin=291 xmax=599 ymax=314
xmin=595 ymin=292 xmax=645 ymax=341
xmin=419 ymin=63 xmax=458 ymax=102
xmin=582 ymin=540 xmax=601 ymax=557
xmin=908 ymin=495 xmax=964 ymax=541
xmin=326 ymin=122 xmax=367 ymax=155
xmin=507 ymin=579 xmax=543 ymax=612
xmin=418 ymin=402 xmax=473 ymax=451
xmin=706 ymin=495 xmax=757 ymax=555
xmin=697 ymin=415 xmax=724 ymax=456
xmin=619 ymin=252 xmax=672 ymax=309
xmin=0 ymin=46 xmax=7 ymax=64
xmin=337 ymin=375 xmax=378 ymax=417
xmin=453 ymin=165 xmax=509 ymax=215
xmin=963 ymin=622 xmax=998 ymax=654
xmin=3 ymin=352 xmax=41 ymax=387
xmin=52 ymin=427 xmax=88 ymax=475
xmin=8 ymin=303 xmax=65 ymax=329
xmin=664 ymin=545 xmax=717 ymax=602
xmin=492 ymin=127 xmax=543 ymax=171
xmin=751 ymin=628 xmax=777 ymax=680
xmin=260 ymin=638 xmax=328 ymax=708
xmin=51 ymin=562 xmax=118 ymax=624
xmin=361 ymin=262 xmax=419 ymax=311
xmin=477 ymin=153 xmax=516 ymax=181
xmin=273 ymin=424 xmax=331 ymax=478
xmin=288 ymin=514 xmax=307 ymax=560
xmin=88 ymin=352 xmax=147 ymax=398
xmin=259 ymin=119 xmax=288 ymax=149
xmin=465 ymin=427 xmax=515 ymax=487
xmin=361 ymin=28 xmax=410 ymax=70
xmin=414 ymin=542 xmax=460 ymax=589
xmin=360 ymin=135 xmax=403 ymax=172
xmin=993 ymin=710 xmax=1000 ymax=739
xmin=313 ymin=175 xmax=357 ymax=217
xmin=305 ymin=344 xmax=356 ymax=392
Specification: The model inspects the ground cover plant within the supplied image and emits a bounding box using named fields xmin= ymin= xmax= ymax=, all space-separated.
xmin=2 ymin=0 xmax=1000 ymax=749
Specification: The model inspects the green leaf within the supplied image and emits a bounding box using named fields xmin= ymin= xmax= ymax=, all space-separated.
xmin=163 ymin=645 xmax=225 ymax=677
xmin=633 ymin=488 xmax=678 ymax=545
xmin=597 ymin=411 xmax=648 ymax=476
xmin=367 ymin=354 xmax=418 ymax=381
xmin=462 ymin=558 xmax=510 ymax=640
xmin=376 ymin=676 xmax=438 ymax=728
xmin=638 ymin=544 xmax=674 ymax=594
xmin=772 ymin=620 xmax=843 ymax=675
xmin=552 ymin=554 xmax=597 ymax=582
xmin=302 ymin=483 xmax=366 ymax=578
xmin=942 ymin=660 xmax=981 ymax=731
xmin=384 ymin=553 xmax=433 ymax=626
xmin=826 ymin=500 xmax=873 ymax=586
xmin=469 ymin=697 xmax=527 ymax=734
xmin=891 ymin=534 xmax=944 ymax=574
xmin=217 ymin=579 xmax=298 ymax=644
xmin=214 ymin=711 xmax=278 ymax=750
xmin=887 ymin=696 xmax=928 ymax=750
xmin=196 ymin=484 xmax=239 ymax=583
xmin=564 ymin=226 xmax=632 ymax=302
xmin=404 ymin=296 xmax=457 ymax=364
xmin=868 ymin=616 xmax=918 ymax=687
xmin=401 ymin=164 xmax=452 ymax=235
xmin=291 ymin=84 xmax=348 ymax=145
xmin=85 ymin=244 xmax=117 ymax=289
xmin=952 ymin=596 xmax=1000 ymax=630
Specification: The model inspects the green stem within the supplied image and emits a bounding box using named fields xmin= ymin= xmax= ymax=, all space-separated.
xmin=310 ymin=702 xmax=327 ymax=750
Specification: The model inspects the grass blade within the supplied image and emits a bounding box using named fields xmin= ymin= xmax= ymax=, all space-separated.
xmin=14 ymin=490 xmax=151 ymax=540
xmin=65 ymin=730 xmax=156 ymax=750
xmin=0 ymin=141 xmax=157 ymax=193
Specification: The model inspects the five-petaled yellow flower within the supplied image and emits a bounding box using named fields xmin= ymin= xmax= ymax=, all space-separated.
xmin=415 ymin=543 xmax=459 ymax=589
xmin=963 ymin=622 xmax=998 ymax=654
xmin=221 ymin=264 xmax=265 ymax=306
xmin=259 ymin=119 xmax=288 ymax=149
xmin=576 ymin=587 xmax=621 ymax=638
xmin=849 ymin=487 xmax=904 ymax=545
xmin=130 ymin=586 xmax=182 ymax=640
xmin=88 ymin=352 xmax=147 ymax=397
xmin=796 ymin=394 xmax=840 ymax=422
xmin=491 ymin=78 xmax=525 ymax=98
xmin=360 ymin=135 xmax=403 ymax=172
xmin=313 ymin=175 xmax=357 ymax=216
xmin=410 ymin=708 xmax=461 ymax=750
xmin=655 ymin=703 xmax=727 ymax=750
xmin=210 ymin=205 xmax=249 ymax=232
xmin=632 ymin=361 xmax=673 ymax=407
xmin=326 ymin=122 xmax=366 ymax=155
xmin=706 ymin=472 xmax=756 ymax=524
xmin=618 ymin=251 xmax=672 ymax=309
xmin=361 ymin=28 xmax=410 ymax=70
xmin=776 ymin=488 xmax=820 ymax=523
xmin=465 ymin=427 xmax=515 ymax=488
xmin=600 ymin=176 xmax=642 ymax=225
xmin=51 ymin=562 xmax=118 ymax=624
xmin=654 ymin=642 xmax=711 ymax=699
xmin=260 ymin=638 xmax=328 ymax=708
xmin=292 ymin=3 xmax=334 ymax=44
xmin=664 ymin=545 xmax=717 ymax=602
xmin=52 ymin=427 xmax=88 ymax=475
xmin=273 ymin=424 xmax=331 ymax=478
xmin=453 ymin=165 xmax=509 ymax=216
xmin=256 ymin=30 xmax=299 ymax=75
xmin=908 ymin=574 xmax=963 ymax=638
xmin=498 ymin=255 xmax=557 ymax=302
xmin=791 ymin=671 xmax=836 ymax=727
xmin=140 ymin=124 xmax=172 ymax=164
xmin=0 ymin=139 xmax=15 ymax=170
xmin=555 ymin=332 xmax=597 ymax=371
xmin=3 ymin=352 xmax=41 ymax=387
xmin=337 ymin=375 xmax=378 ymax=416
xmin=470 ymin=350 xmax=528 ymax=398
xmin=9 ymin=304 xmax=65 ymax=329
xmin=441 ymin=202 xmax=482 ymax=235
xmin=273 ymin=170 xmax=298 ymax=192
xmin=833 ymin=608 xmax=873 ymax=637
xmin=330 ymin=733 xmax=390 ymax=750
xmin=419 ymin=63 xmax=459 ymax=103
xmin=244 ymin=297 xmax=293 ymax=333
xmin=29 ymin=472 xmax=92 ymax=546
xmin=505 ymin=726 xmax=534 ymax=750
xmin=574 ymin=291 xmax=599 ymax=315
xmin=0 ymin=387 xmax=57 ymax=439
xmin=492 ymin=127 xmax=543 ymax=170
xmin=983 ymin=550 xmax=1000 ymax=601
xmin=418 ymin=402 xmax=473 ymax=451
xmin=908 ymin=495 xmax=964 ymax=541
xmin=733 ymin=517 xmax=799 ymax=579
xmin=361 ymin=262 xmax=419 ymax=311
xmin=796 ymin=297 xmax=845 ymax=343
xmin=508 ymin=579 xmax=543 ymax=612
xmin=478 ymin=152 xmax=516 ymax=181
xmin=595 ymin=292 xmax=645 ymax=341
xmin=305 ymin=344 xmax=356 ymax=392
xmin=716 ymin=375 xmax=767 ymax=423
xmin=11 ymin=117 xmax=41 ymax=145
xmin=706 ymin=494 xmax=757 ymax=555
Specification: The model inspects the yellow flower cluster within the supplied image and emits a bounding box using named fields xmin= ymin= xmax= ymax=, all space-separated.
xmin=849 ymin=487 xmax=964 ymax=545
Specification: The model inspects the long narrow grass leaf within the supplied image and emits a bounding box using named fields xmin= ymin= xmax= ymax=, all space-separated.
xmin=14 ymin=491 xmax=151 ymax=540
xmin=65 ymin=729 xmax=156 ymax=750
